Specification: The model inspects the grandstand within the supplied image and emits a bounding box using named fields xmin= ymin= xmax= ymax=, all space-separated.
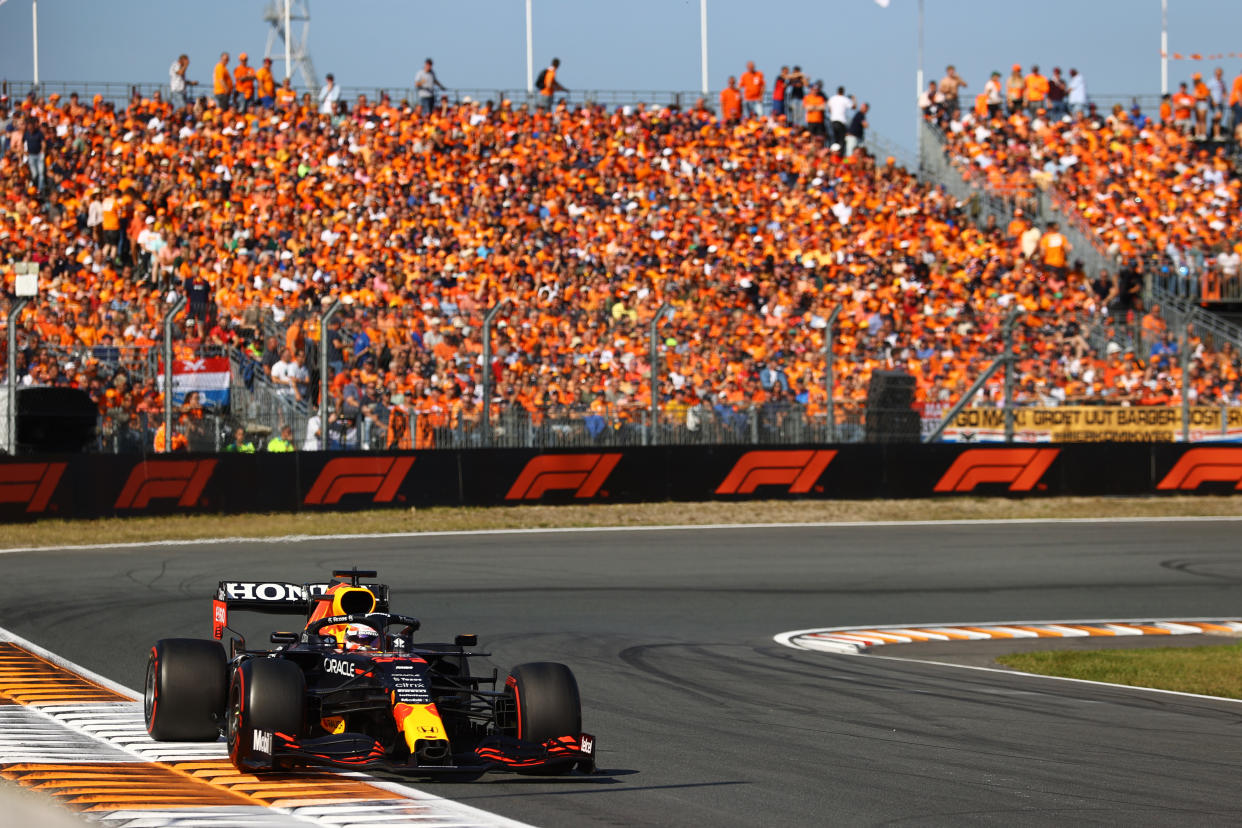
xmin=2 ymin=67 xmax=1242 ymax=453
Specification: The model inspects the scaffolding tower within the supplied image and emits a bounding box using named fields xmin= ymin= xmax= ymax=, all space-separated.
xmin=263 ymin=0 xmax=319 ymax=93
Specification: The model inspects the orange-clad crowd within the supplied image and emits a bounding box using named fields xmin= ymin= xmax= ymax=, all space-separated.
xmin=3 ymin=68 xmax=1242 ymax=451
xmin=929 ymin=63 xmax=1242 ymax=298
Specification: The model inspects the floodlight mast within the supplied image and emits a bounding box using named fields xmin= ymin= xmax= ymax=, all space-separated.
xmin=263 ymin=0 xmax=319 ymax=94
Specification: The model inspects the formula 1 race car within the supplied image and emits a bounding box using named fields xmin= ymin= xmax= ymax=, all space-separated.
xmin=144 ymin=568 xmax=595 ymax=777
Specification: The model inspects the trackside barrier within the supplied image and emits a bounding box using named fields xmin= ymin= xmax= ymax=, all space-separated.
xmin=3 ymin=444 xmax=1242 ymax=521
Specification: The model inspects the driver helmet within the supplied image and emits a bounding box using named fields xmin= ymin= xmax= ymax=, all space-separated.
xmin=339 ymin=623 xmax=380 ymax=652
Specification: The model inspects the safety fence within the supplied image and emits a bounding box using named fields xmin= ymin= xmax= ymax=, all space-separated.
xmin=4 ymin=442 xmax=1242 ymax=521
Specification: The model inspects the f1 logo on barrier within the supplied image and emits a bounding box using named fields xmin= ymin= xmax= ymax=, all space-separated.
xmin=505 ymin=454 xmax=621 ymax=500
xmin=304 ymin=457 xmax=415 ymax=505
xmin=934 ymin=448 xmax=1059 ymax=493
xmin=715 ymin=450 xmax=836 ymax=495
xmin=114 ymin=460 xmax=218 ymax=509
xmin=1157 ymin=448 xmax=1242 ymax=490
xmin=0 ymin=462 xmax=67 ymax=513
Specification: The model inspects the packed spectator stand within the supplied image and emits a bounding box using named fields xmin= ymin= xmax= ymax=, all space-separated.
xmin=3 ymin=59 xmax=1242 ymax=453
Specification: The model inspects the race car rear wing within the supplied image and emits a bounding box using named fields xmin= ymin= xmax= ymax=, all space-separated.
xmin=212 ymin=580 xmax=391 ymax=640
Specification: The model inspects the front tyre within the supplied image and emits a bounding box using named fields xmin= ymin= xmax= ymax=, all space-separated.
xmin=226 ymin=658 xmax=305 ymax=772
xmin=145 ymin=639 xmax=227 ymax=741
xmin=506 ymin=661 xmax=582 ymax=775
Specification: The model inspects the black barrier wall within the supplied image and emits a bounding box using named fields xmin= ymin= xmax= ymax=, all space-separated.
xmin=2 ymin=444 xmax=1241 ymax=521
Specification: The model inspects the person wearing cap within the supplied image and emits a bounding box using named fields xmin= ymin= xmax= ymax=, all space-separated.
xmin=256 ymin=57 xmax=276 ymax=108
xmin=234 ymin=53 xmax=256 ymax=114
xmin=1191 ymin=71 xmax=1210 ymax=140
xmin=169 ymin=54 xmax=196 ymax=110
xmin=213 ymin=52 xmax=233 ymax=110
xmin=414 ymin=58 xmax=445 ymax=116
xmin=1005 ymin=64 xmax=1024 ymax=115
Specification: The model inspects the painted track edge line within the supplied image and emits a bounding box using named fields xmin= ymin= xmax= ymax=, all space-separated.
xmin=859 ymin=651 xmax=1242 ymax=705
xmin=5 ymin=514 xmax=1242 ymax=554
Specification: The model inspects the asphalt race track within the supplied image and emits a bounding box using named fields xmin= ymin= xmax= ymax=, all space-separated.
xmin=3 ymin=519 xmax=1242 ymax=826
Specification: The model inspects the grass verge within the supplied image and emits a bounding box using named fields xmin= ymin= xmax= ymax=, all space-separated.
xmin=4 ymin=495 xmax=1242 ymax=549
xmin=997 ymin=642 xmax=1242 ymax=699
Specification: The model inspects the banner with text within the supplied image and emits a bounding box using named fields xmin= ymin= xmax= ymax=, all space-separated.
xmin=943 ymin=406 xmax=1242 ymax=443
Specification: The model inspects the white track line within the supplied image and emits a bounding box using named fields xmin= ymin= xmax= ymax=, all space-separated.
xmin=4 ymin=514 xmax=1242 ymax=554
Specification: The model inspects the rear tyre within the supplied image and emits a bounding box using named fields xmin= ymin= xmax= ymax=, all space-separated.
xmin=145 ymin=639 xmax=227 ymax=741
xmin=226 ymin=658 xmax=305 ymax=772
xmin=506 ymin=662 xmax=581 ymax=775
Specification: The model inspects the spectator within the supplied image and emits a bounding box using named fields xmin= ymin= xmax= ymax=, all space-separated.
xmin=1023 ymin=65 xmax=1048 ymax=114
xmin=415 ymin=58 xmax=446 ymax=116
xmin=213 ymin=52 xmax=233 ymax=110
xmin=256 ymin=57 xmax=276 ymax=107
xmin=983 ymin=70 xmax=1003 ymax=118
xmin=319 ymin=73 xmax=340 ymax=115
xmin=267 ymin=424 xmax=295 ymax=452
xmin=772 ymin=66 xmax=788 ymax=121
xmin=225 ymin=426 xmax=255 ymax=453
xmin=827 ymin=85 xmax=852 ymax=149
xmin=803 ymin=82 xmax=826 ymax=137
xmin=845 ymin=102 xmax=868 ymax=156
xmin=938 ymin=64 xmax=966 ymax=117
xmin=536 ymin=58 xmax=565 ymax=110
xmin=234 ymin=53 xmax=256 ymax=114
xmin=169 ymin=54 xmax=196 ymax=109
xmin=1005 ymin=64 xmax=1024 ymax=114
xmin=1067 ymin=68 xmax=1086 ymax=114
xmin=740 ymin=61 xmax=765 ymax=119
xmin=786 ymin=65 xmax=806 ymax=126
xmin=1047 ymin=67 xmax=1067 ymax=118
xmin=720 ymin=75 xmax=742 ymax=125
xmin=22 ymin=121 xmax=45 ymax=194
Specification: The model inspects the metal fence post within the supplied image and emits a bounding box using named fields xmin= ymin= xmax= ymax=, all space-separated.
xmin=162 ymin=295 xmax=186 ymax=453
xmin=1002 ymin=307 xmax=1020 ymax=443
xmin=824 ymin=305 xmax=841 ymax=442
xmin=482 ymin=299 xmax=510 ymax=448
xmin=1181 ymin=324 xmax=1190 ymax=443
xmin=6 ymin=298 xmax=31 ymax=455
xmin=319 ymin=298 xmax=342 ymax=451
xmin=649 ymin=302 xmax=673 ymax=446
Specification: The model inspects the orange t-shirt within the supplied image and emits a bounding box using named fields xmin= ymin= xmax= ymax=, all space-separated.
xmin=235 ymin=65 xmax=256 ymax=98
xmin=1024 ymin=73 xmax=1048 ymax=103
xmin=803 ymin=92 xmax=825 ymax=123
xmin=740 ymin=71 xmax=764 ymax=102
xmin=213 ymin=62 xmax=233 ymax=95
xmin=720 ymin=87 xmax=742 ymax=120
xmin=257 ymin=66 xmax=276 ymax=99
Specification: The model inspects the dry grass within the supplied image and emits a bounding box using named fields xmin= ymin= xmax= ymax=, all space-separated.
xmin=4 ymin=495 xmax=1242 ymax=549
xmin=998 ymin=642 xmax=1242 ymax=699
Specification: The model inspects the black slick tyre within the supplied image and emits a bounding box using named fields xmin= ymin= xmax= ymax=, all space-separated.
xmin=145 ymin=638 xmax=227 ymax=741
xmin=506 ymin=661 xmax=581 ymax=774
xmin=226 ymin=658 xmax=305 ymax=772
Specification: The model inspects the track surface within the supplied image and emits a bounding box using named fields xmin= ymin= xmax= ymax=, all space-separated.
xmin=3 ymin=521 xmax=1242 ymax=826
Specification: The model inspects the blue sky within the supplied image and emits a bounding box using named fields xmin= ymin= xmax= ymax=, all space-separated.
xmin=1 ymin=0 xmax=1239 ymax=155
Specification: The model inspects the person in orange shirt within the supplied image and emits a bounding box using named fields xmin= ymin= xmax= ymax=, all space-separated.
xmin=213 ymin=52 xmax=234 ymax=110
xmin=802 ymin=82 xmax=826 ymax=138
xmin=720 ymin=75 xmax=742 ymax=125
xmin=1171 ymin=82 xmax=1194 ymax=133
xmin=256 ymin=57 xmax=276 ymax=108
xmin=1230 ymin=71 xmax=1242 ymax=140
xmin=275 ymin=76 xmax=297 ymax=109
xmin=1005 ymin=64 xmax=1024 ymax=115
xmin=739 ymin=61 xmax=765 ymax=119
xmin=537 ymin=57 xmax=565 ymax=111
xmin=1023 ymin=65 xmax=1048 ymax=114
xmin=1037 ymin=221 xmax=1071 ymax=276
xmin=234 ymin=52 xmax=257 ymax=114
xmin=1191 ymin=72 xmax=1210 ymax=140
